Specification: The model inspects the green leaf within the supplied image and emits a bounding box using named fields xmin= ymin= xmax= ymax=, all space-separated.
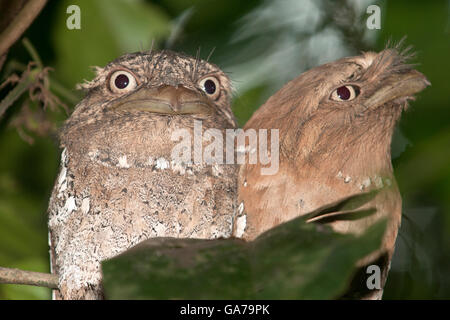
xmin=102 ymin=212 xmax=386 ymax=299
xmin=103 ymin=237 xmax=250 ymax=299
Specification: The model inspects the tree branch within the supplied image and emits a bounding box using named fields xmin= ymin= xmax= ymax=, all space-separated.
xmin=0 ymin=0 xmax=48 ymax=57
xmin=0 ymin=266 xmax=58 ymax=289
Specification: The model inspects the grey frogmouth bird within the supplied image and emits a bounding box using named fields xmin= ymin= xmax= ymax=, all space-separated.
xmin=235 ymin=47 xmax=429 ymax=299
xmin=48 ymin=50 xmax=238 ymax=299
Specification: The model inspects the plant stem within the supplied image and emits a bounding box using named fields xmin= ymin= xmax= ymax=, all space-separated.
xmin=22 ymin=38 xmax=43 ymax=69
xmin=0 ymin=0 xmax=48 ymax=57
xmin=0 ymin=68 xmax=36 ymax=119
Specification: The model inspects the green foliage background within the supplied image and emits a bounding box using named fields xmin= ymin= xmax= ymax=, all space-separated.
xmin=0 ymin=0 xmax=449 ymax=299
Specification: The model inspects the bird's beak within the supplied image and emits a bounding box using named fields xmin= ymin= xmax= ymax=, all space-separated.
xmin=364 ymin=70 xmax=430 ymax=110
xmin=111 ymin=85 xmax=215 ymax=115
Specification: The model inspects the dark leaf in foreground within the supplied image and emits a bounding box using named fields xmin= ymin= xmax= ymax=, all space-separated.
xmin=102 ymin=200 xmax=386 ymax=299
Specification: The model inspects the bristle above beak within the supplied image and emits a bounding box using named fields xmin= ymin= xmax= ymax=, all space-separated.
xmin=362 ymin=69 xmax=430 ymax=111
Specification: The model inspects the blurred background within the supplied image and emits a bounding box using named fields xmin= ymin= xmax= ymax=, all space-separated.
xmin=0 ymin=0 xmax=448 ymax=299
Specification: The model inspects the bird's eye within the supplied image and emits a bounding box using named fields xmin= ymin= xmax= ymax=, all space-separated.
xmin=330 ymin=85 xmax=360 ymax=101
xmin=199 ymin=76 xmax=220 ymax=99
xmin=109 ymin=70 xmax=138 ymax=93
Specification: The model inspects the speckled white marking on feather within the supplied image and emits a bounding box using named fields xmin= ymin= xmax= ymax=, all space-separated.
xmin=235 ymin=214 xmax=247 ymax=238
xmin=238 ymin=201 xmax=244 ymax=215
xmin=360 ymin=177 xmax=371 ymax=190
xmin=212 ymin=164 xmax=222 ymax=176
xmin=61 ymin=148 xmax=67 ymax=164
xmin=81 ymin=198 xmax=90 ymax=215
xmin=64 ymin=196 xmax=77 ymax=214
xmin=155 ymin=157 xmax=169 ymax=170
xmin=58 ymin=166 xmax=67 ymax=187
xmin=57 ymin=167 xmax=68 ymax=197
xmin=175 ymin=222 xmax=182 ymax=234
xmin=171 ymin=160 xmax=186 ymax=175
xmin=118 ymin=155 xmax=130 ymax=168
xmin=153 ymin=222 xmax=167 ymax=236
xmin=57 ymin=149 xmax=69 ymax=198
xmin=374 ymin=176 xmax=383 ymax=188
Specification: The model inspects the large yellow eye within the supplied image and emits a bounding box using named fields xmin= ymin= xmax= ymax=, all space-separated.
xmin=198 ymin=76 xmax=220 ymax=100
xmin=109 ymin=70 xmax=138 ymax=93
xmin=330 ymin=85 xmax=360 ymax=101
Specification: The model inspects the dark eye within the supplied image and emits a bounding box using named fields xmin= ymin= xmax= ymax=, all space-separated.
xmin=199 ymin=76 xmax=220 ymax=99
xmin=204 ymin=79 xmax=216 ymax=94
xmin=109 ymin=70 xmax=138 ymax=93
xmin=330 ymin=85 xmax=360 ymax=101
xmin=115 ymin=74 xmax=129 ymax=89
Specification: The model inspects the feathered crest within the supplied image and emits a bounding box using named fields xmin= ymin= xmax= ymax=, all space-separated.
xmin=362 ymin=37 xmax=418 ymax=82
xmin=75 ymin=66 xmax=106 ymax=91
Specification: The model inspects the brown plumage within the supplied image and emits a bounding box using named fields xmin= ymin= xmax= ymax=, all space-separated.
xmin=234 ymin=47 xmax=429 ymax=299
xmin=48 ymin=50 xmax=238 ymax=299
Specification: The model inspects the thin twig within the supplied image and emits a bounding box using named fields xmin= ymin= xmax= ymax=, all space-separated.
xmin=0 ymin=266 xmax=58 ymax=289
xmin=0 ymin=67 xmax=36 ymax=119
xmin=22 ymin=38 xmax=43 ymax=69
xmin=0 ymin=0 xmax=48 ymax=57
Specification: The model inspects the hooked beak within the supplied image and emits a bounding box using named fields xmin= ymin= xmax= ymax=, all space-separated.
xmin=111 ymin=85 xmax=215 ymax=115
xmin=364 ymin=70 xmax=430 ymax=110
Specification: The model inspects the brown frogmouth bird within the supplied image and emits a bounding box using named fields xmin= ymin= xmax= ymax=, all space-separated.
xmin=234 ymin=47 xmax=429 ymax=299
xmin=48 ymin=50 xmax=237 ymax=299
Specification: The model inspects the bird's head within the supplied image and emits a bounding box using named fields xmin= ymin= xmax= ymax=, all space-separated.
xmin=63 ymin=50 xmax=236 ymax=138
xmin=59 ymin=50 xmax=238 ymax=164
xmin=246 ymin=46 xmax=430 ymax=172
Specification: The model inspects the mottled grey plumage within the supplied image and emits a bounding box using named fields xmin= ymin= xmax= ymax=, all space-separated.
xmin=48 ymin=50 xmax=238 ymax=299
